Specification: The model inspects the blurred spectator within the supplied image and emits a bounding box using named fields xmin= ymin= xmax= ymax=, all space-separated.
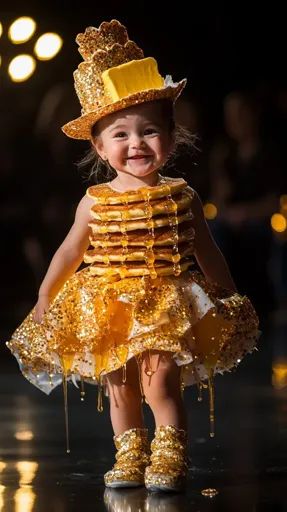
xmin=208 ymin=90 xmax=281 ymax=322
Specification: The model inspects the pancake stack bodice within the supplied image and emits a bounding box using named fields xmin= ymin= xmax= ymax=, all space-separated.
xmin=84 ymin=177 xmax=195 ymax=278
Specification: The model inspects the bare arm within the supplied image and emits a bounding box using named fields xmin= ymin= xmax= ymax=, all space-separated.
xmin=34 ymin=194 xmax=93 ymax=322
xmin=192 ymin=189 xmax=237 ymax=292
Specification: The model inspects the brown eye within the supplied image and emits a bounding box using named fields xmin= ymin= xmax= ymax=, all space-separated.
xmin=144 ymin=128 xmax=158 ymax=135
xmin=114 ymin=131 xmax=127 ymax=138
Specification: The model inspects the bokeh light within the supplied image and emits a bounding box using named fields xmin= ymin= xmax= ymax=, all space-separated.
xmin=8 ymin=17 xmax=36 ymax=44
xmin=271 ymin=213 xmax=287 ymax=233
xmin=34 ymin=33 xmax=63 ymax=60
xmin=8 ymin=54 xmax=36 ymax=82
xmin=203 ymin=202 xmax=218 ymax=220
xmin=15 ymin=430 xmax=34 ymax=441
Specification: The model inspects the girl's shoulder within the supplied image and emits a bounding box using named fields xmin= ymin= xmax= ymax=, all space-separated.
xmin=75 ymin=193 xmax=95 ymax=217
xmin=85 ymin=182 xmax=114 ymax=206
xmin=163 ymin=176 xmax=196 ymax=196
xmin=86 ymin=182 xmax=110 ymax=197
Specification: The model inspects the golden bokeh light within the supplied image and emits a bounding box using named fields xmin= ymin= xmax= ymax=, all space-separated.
xmin=272 ymin=362 xmax=287 ymax=390
xmin=15 ymin=430 xmax=34 ymax=441
xmin=203 ymin=202 xmax=218 ymax=220
xmin=8 ymin=17 xmax=36 ymax=44
xmin=34 ymin=32 xmax=63 ymax=60
xmin=16 ymin=461 xmax=39 ymax=486
xmin=271 ymin=213 xmax=287 ymax=233
xmin=8 ymin=54 xmax=36 ymax=82
xmin=14 ymin=487 xmax=36 ymax=512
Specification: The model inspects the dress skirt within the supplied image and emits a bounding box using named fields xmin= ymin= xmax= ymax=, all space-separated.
xmin=7 ymin=267 xmax=259 ymax=400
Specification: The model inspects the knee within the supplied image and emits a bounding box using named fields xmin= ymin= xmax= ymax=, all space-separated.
xmin=114 ymin=381 xmax=141 ymax=402
xmin=143 ymin=369 xmax=180 ymax=406
xmin=106 ymin=369 xmax=141 ymax=407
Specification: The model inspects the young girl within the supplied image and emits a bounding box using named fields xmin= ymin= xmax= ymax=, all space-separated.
xmin=7 ymin=19 xmax=259 ymax=493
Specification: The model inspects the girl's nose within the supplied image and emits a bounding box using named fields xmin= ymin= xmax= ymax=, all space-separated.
xmin=130 ymin=134 xmax=145 ymax=148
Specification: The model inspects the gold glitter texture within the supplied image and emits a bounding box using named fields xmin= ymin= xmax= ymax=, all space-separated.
xmin=7 ymin=265 xmax=258 ymax=382
xmin=61 ymin=19 xmax=186 ymax=139
xmin=104 ymin=427 xmax=150 ymax=487
xmin=145 ymin=425 xmax=188 ymax=491
xmin=76 ymin=21 xmax=130 ymax=60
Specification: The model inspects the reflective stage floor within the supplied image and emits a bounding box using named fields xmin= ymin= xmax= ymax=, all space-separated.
xmin=0 ymin=314 xmax=286 ymax=511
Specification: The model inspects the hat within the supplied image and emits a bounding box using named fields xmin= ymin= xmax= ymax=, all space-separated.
xmin=61 ymin=19 xmax=186 ymax=140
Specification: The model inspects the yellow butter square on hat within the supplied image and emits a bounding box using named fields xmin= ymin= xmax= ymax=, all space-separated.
xmin=102 ymin=57 xmax=164 ymax=102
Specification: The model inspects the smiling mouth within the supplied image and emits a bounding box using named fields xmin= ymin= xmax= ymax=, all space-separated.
xmin=128 ymin=155 xmax=151 ymax=160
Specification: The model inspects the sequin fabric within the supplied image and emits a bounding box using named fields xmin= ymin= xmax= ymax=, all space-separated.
xmin=61 ymin=20 xmax=186 ymax=139
xmin=104 ymin=428 xmax=150 ymax=487
xmin=145 ymin=425 xmax=188 ymax=491
xmin=7 ymin=264 xmax=259 ymax=394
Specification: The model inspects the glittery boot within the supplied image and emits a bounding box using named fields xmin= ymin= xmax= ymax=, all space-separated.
xmin=144 ymin=425 xmax=188 ymax=492
xmin=104 ymin=428 xmax=150 ymax=488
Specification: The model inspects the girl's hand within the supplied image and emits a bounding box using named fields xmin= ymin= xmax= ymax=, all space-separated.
xmin=33 ymin=295 xmax=51 ymax=324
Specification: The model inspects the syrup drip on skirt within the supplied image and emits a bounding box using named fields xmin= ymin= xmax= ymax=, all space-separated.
xmin=7 ymin=266 xmax=259 ymax=452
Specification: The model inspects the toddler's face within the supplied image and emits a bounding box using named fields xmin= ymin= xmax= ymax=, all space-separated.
xmin=93 ymin=101 xmax=173 ymax=179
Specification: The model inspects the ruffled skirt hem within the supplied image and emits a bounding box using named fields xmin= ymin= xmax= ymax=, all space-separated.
xmin=7 ymin=268 xmax=259 ymax=395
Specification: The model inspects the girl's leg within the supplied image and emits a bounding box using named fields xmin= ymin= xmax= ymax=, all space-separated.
xmin=104 ymin=357 xmax=150 ymax=488
xmin=141 ymin=350 xmax=188 ymax=492
xmin=105 ymin=356 xmax=144 ymax=435
xmin=140 ymin=350 xmax=187 ymax=429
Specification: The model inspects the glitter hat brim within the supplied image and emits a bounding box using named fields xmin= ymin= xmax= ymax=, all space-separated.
xmin=61 ymin=79 xmax=186 ymax=140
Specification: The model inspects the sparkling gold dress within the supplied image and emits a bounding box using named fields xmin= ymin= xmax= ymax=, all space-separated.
xmin=7 ymin=176 xmax=259 ymax=439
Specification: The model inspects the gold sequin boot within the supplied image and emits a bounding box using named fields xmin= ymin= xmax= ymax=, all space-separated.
xmin=104 ymin=428 xmax=150 ymax=488
xmin=145 ymin=425 xmax=188 ymax=492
